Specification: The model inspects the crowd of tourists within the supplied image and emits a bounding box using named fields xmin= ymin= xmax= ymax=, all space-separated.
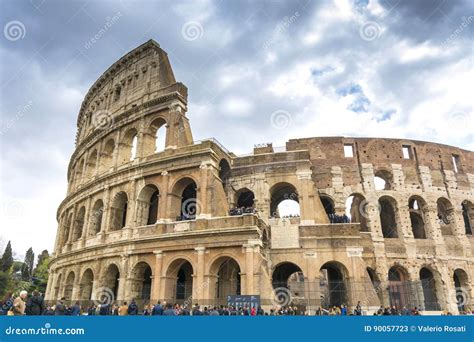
xmin=327 ymin=213 xmax=351 ymax=223
xmin=229 ymin=207 xmax=257 ymax=216
xmin=2 ymin=291 xmax=472 ymax=316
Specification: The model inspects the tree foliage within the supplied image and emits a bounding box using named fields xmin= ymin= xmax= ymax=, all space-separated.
xmin=0 ymin=241 xmax=13 ymax=272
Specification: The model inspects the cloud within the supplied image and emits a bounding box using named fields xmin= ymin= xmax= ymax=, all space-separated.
xmin=0 ymin=0 xmax=472 ymax=256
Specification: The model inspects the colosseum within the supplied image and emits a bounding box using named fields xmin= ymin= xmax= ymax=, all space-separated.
xmin=45 ymin=39 xmax=474 ymax=314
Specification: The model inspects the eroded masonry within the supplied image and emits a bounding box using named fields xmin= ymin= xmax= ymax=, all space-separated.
xmin=46 ymin=40 xmax=474 ymax=314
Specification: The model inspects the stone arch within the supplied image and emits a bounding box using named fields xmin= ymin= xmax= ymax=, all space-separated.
xmin=150 ymin=117 xmax=167 ymax=153
xmin=64 ymin=271 xmax=75 ymax=300
xmin=437 ymin=197 xmax=454 ymax=236
xmin=270 ymin=182 xmax=299 ymax=218
xmin=89 ymin=199 xmax=104 ymax=236
xmin=319 ymin=261 xmax=350 ymax=308
xmin=271 ymin=262 xmax=305 ymax=303
xmin=208 ymin=256 xmax=241 ymax=302
xmin=374 ymin=168 xmax=392 ymax=190
xmin=218 ymin=159 xmax=231 ymax=184
xmin=234 ymin=188 xmax=255 ymax=209
xmin=419 ymin=266 xmax=441 ymax=311
xmin=109 ymin=191 xmax=128 ymax=230
xmin=319 ymin=194 xmax=335 ymax=215
xmin=387 ymin=265 xmax=411 ymax=309
xmin=119 ymin=128 xmax=139 ymax=164
xmin=79 ymin=268 xmax=94 ymax=300
xmin=85 ymin=149 xmax=98 ymax=179
xmin=136 ymin=184 xmax=160 ymax=226
xmin=408 ymin=195 xmax=427 ymax=239
xmin=346 ymin=193 xmax=368 ymax=231
xmin=378 ymin=195 xmax=399 ymax=238
xmin=100 ymin=138 xmax=115 ymax=172
xmin=72 ymin=206 xmax=86 ymax=241
xmin=129 ymin=261 xmax=153 ymax=301
xmin=461 ymin=200 xmax=473 ymax=235
xmin=453 ymin=268 xmax=471 ymax=312
xmin=170 ymin=176 xmax=199 ymax=220
xmin=103 ymin=263 xmax=120 ymax=300
xmin=163 ymin=258 xmax=195 ymax=302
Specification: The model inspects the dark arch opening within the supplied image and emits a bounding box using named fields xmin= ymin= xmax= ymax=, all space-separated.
xmin=387 ymin=266 xmax=410 ymax=309
xmin=320 ymin=196 xmax=335 ymax=215
xmin=462 ymin=201 xmax=473 ymax=235
xmin=420 ymin=268 xmax=440 ymax=311
xmin=176 ymin=261 xmax=193 ymax=300
xmin=270 ymin=183 xmax=299 ymax=218
xmin=379 ymin=197 xmax=398 ymax=238
xmin=320 ymin=262 xmax=347 ymax=308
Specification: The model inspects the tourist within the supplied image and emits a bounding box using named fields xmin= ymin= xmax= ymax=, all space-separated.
xmin=163 ymin=303 xmax=176 ymax=316
xmin=118 ymin=302 xmax=128 ymax=316
xmin=127 ymin=299 xmax=138 ymax=315
xmin=192 ymin=304 xmax=202 ymax=316
xmin=152 ymin=301 xmax=163 ymax=315
xmin=54 ymin=298 xmax=66 ymax=315
xmin=43 ymin=305 xmax=54 ymax=316
xmin=12 ymin=291 xmax=27 ymax=315
xmin=87 ymin=305 xmax=97 ymax=316
xmin=70 ymin=301 xmax=81 ymax=316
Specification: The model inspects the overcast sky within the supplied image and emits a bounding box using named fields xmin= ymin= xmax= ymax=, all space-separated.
xmin=0 ymin=0 xmax=472 ymax=259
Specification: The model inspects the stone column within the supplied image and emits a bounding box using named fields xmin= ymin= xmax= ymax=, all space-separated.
xmin=117 ymin=254 xmax=130 ymax=301
xmin=151 ymin=250 xmax=163 ymax=301
xmin=159 ymin=171 xmax=169 ymax=221
xmin=296 ymin=169 xmax=317 ymax=224
xmin=99 ymin=186 xmax=110 ymax=243
xmin=244 ymin=243 xmax=255 ymax=294
xmin=198 ymin=162 xmax=211 ymax=218
xmin=194 ymin=247 xmax=206 ymax=301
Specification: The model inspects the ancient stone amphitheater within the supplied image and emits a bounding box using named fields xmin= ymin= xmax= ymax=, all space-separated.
xmin=46 ymin=40 xmax=474 ymax=314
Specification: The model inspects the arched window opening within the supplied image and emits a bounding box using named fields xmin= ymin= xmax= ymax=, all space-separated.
xmin=176 ymin=262 xmax=193 ymax=300
xmin=181 ymin=182 xmax=197 ymax=220
xmin=379 ymin=197 xmax=398 ymax=238
xmin=64 ymin=272 xmax=75 ymax=300
xmin=137 ymin=185 xmax=159 ymax=226
xmin=437 ymin=198 xmax=454 ymax=236
xmin=130 ymin=262 xmax=152 ymax=301
xmin=150 ymin=118 xmax=167 ymax=153
xmin=387 ymin=266 xmax=410 ymax=309
xmin=104 ymin=264 xmax=120 ymax=301
xmin=110 ymin=192 xmax=128 ymax=230
xmin=79 ymin=269 xmax=94 ymax=300
xmin=345 ymin=194 xmax=368 ymax=231
xmin=170 ymin=178 xmax=199 ymax=221
xmin=73 ymin=206 xmax=86 ymax=241
xmin=320 ymin=196 xmax=335 ymax=215
xmin=231 ymin=188 xmax=255 ymax=215
xmin=270 ymin=183 xmax=299 ymax=218
xmin=213 ymin=258 xmax=241 ymax=303
xmin=62 ymin=214 xmax=73 ymax=247
xmin=374 ymin=170 xmax=392 ymax=190
xmin=218 ymin=159 xmax=231 ymax=184
xmin=101 ymin=139 xmax=115 ymax=171
xmin=462 ymin=201 xmax=473 ymax=235
xmin=272 ymin=262 xmax=305 ymax=300
xmin=164 ymin=259 xmax=194 ymax=303
xmin=130 ymin=135 xmax=138 ymax=161
xmin=89 ymin=200 xmax=104 ymax=236
xmin=86 ymin=149 xmax=98 ymax=179
xmin=409 ymin=197 xmax=427 ymax=239
xmin=320 ymin=262 xmax=348 ymax=308
xmin=119 ymin=129 xmax=138 ymax=164
xmin=420 ymin=268 xmax=440 ymax=311
xmin=75 ymin=160 xmax=85 ymax=187
xmin=453 ymin=269 xmax=470 ymax=313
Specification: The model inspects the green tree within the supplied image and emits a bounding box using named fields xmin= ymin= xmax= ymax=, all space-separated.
xmin=21 ymin=248 xmax=35 ymax=281
xmin=32 ymin=250 xmax=49 ymax=294
xmin=0 ymin=241 xmax=13 ymax=272
xmin=0 ymin=271 xmax=9 ymax=297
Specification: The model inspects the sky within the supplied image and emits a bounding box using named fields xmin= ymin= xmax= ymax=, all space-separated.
xmin=0 ymin=0 xmax=473 ymax=259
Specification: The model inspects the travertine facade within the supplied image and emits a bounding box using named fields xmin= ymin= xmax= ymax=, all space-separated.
xmin=46 ymin=40 xmax=474 ymax=314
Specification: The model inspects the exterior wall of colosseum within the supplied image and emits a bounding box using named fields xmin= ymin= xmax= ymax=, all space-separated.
xmin=46 ymin=40 xmax=474 ymax=314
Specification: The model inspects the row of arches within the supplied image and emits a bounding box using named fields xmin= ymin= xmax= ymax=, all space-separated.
xmin=54 ymin=256 xmax=243 ymax=304
xmin=71 ymin=117 xmax=168 ymax=190
xmin=60 ymin=177 xmax=200 ymax=247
